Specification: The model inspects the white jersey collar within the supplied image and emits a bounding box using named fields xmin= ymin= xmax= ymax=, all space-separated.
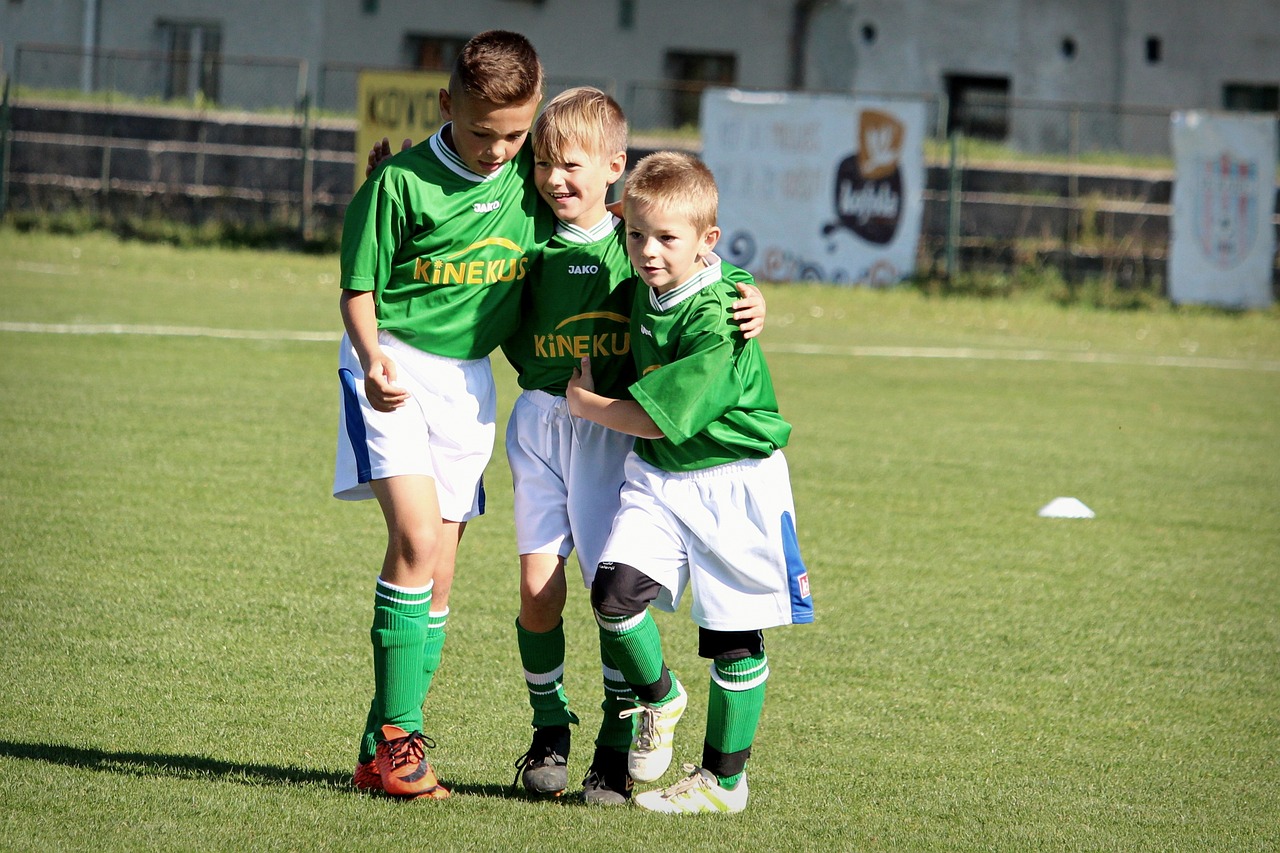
xmin=555 ymin=212 xmax=620 ymax=244
xmin=649 ymin=252 xmax=723 ymax=312
xmin=429 ymin=123 xmax=510 ymax=183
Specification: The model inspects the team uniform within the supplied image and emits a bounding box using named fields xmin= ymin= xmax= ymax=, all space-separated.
xmin=599 ymin=254 xmax=813 ymax=630
xmin=332 ymin=122 xmax=553 ymax=795
xmin=501 ymin=213 xmax=637 ymax=581
xmin=334 ymin=124 xmax=553 ymax=518
xmin=591 ymin=254 xmax=812 ymax=813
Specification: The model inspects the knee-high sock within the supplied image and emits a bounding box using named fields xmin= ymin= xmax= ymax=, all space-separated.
xmin=370 ymin=578 xmax=431 ymax=733
xmin=359 ymin=605 xmax=448 ymax=763
xmin=594 ymin=609 xmax=675 ymax=705
xmin=516 ymin=617 xmax=579 ymax=728
xmin=703 ymin=652 xmax=769 ymax=786
xmin=596 ymin=643 xmax=638 ymax=752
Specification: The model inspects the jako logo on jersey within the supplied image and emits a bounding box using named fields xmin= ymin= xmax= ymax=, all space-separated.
xmin=532 ymin=311 xmax=630 ymax=359
xmin=414 ymin=236 xmax=531 ymax=285
xmin=567 ymin=264 xmax=599 ymax=275
xmin=640 ymin=324 xmax=653 ymax=337
xmin=473 ymin=200 xmax=501 ymax=213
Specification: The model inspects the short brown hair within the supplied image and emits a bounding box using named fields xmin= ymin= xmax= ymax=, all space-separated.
xmin=533 ymin=87 xmax=628 ymax=163
xmin=623 ymin=151 xmax=718 ymax=234
xmin=450 ymin=30 xmax=543 ymax=106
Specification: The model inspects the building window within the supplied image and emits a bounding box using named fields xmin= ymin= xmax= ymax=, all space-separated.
xmin=158 ymin=20 xmax=222 ymax=103
xmin=665 ymin=51 xmax=736 ymax=128
xmin=1145 ymin=36 xmax=1162 ymax=63
xmin=945 ymin=73 xmax=1010 ymax=140
xmin=1061 ymin=37 xmax=1077 ymax=60
xmin=861 ymin=23 xmax=877 ymax=44
xmin=619 ymin=0 xmax=635 ymax=29
xmin=406 ymin=34 xmax=469 ymax=71
xmin=1223 ymin=82 xmax=1279 ymax=112
xmin=363 ymin=0 xmax=378 ymax=13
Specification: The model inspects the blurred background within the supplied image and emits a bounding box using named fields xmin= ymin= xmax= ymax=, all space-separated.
xmin=0 ymin=0 xmax=1276 ymax=293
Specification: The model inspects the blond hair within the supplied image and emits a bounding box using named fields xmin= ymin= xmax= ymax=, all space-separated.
xmin=533 ymin=87 xmax=628 ymax=163
xmin=623 ymin=151 xmax=718 ymax=234
xmin=450 ymin=30 xmax=543 ymax=106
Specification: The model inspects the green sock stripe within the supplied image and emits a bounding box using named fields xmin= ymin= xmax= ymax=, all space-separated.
xmin=375 ymin=578 xmax=433 ymax=613
xmin=516 ymin=617 xmax=577 ymax=727
xmin=594 ymin=609 xmax=666 ymax=691
xmin=712 ymin=653 xmax=770 ymax=690
xmin=427 ymin=608 xmax=449 ymax=630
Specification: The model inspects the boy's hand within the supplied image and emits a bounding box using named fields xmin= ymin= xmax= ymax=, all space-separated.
xmin=732 ymin=282 xmax=767 ymax=339
xmin=566 ymin=357 xmax=595 ymax=416
xmin=364 ymin=355 xmax=411 ymax=412
xmin=365 ymin=136 xmax=414 ymax=178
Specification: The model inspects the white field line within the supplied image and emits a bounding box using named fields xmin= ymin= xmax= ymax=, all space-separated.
xmin=2 ymin=321 xmax=1279 ymax=373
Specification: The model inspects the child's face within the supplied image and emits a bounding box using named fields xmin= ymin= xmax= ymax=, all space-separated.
xmin=624 ymin=201 xmax=721 ymax=294
xmin=534 ymin=144 xmax=625 ymax=228
xmin=440 ymin=88 xmax=540 ymax=176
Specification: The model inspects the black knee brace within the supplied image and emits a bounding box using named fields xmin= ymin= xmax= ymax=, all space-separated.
xmin=697 ymin=627 xmax=765 ymax=661
xmin=591 ymin=561 xmax=662 ymax=617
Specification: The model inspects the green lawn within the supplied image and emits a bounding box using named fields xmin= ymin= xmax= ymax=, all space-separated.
xmin=1 ymin=230 xmax=1277 ymax=851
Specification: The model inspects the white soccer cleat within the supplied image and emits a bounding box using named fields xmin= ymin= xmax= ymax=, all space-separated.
xmin=634 ymin=764 xmax=749 ymax=814
xmin=619 ymin=680 xmax=687 ymax=782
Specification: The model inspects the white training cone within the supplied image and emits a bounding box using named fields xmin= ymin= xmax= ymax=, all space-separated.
xmin=1038 ymin=497 xmax=1095 ymax=519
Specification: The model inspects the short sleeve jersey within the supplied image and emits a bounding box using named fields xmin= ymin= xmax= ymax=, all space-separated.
xmin=628 ymin=256 xmax=792 ymax=472
xmin=501 ymin=214 xmax=636 ymax=399
xmin=340 ymin=125 xmax=554 ymax=360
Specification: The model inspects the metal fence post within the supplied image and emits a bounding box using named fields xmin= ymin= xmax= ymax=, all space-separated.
xmin=299 ymin=87 xmax=314 ymax=241
xmin=0 ymin=76 xmax=11 ymax=219
xmin=946 ymin=129 xmax=961 ymax=281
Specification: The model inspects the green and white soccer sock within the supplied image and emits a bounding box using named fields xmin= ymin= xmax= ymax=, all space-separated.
xmin=597 ymin=644 xmax=638 ymax=752
xmin=595 ymin=609 xmax=675 ymax=704
xmin=359 ymin=605 xmax=448 ymax=763
xmin=516 ymin=617 xmax=579 ymax=729
xmin=703 ymin=652 xmax=769 ymax=787
xmin=370 ymin=578 xmax=431 ymax=736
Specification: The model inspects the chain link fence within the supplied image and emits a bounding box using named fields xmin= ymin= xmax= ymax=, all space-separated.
xmin=2 ymin=45 xmax=1275 ymax=293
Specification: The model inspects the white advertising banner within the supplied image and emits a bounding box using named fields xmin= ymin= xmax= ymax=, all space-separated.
xmin=1169 ymin=111 xmax=1277 ymax=309
xmin=701 ymin=88 xmax=926 ymax=285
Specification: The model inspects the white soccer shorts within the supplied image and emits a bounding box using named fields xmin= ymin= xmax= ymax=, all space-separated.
xmin=506 ymin=389 xmax=634 ymax=585
xmin=598 ymin=450 xmax=814 ymax=632
xmin=333 ymin=330 xmax=496 ymax=522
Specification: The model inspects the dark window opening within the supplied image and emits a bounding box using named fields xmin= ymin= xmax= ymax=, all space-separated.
xmin=665 ymin=51 xmax=736 ymax=128
xmin=158 ymin=20 xmax=222 ymax=103
xmin=619 ymin=0 xmax=635 ymax=29
xmin=945 ymin=73 xmax=1010 ymax=140
xmin=406 ymin=34 xmax=469 ymax=72
xmin=861 ymin=23 xmax=877 ymax=44
xmin=1145 ymin=36 xmax=1162 ymax=63
xmin=1061 ymin=37 xmax=1076 ymax=60
xmin=1223 ymin=82 xmax=1279 ymax=112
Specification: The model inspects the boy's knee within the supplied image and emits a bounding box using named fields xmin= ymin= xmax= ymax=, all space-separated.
xmin=591 ymin=561 xmax=661 ymax=617
xmin=698 ymin=628 xmax=765 ymax=661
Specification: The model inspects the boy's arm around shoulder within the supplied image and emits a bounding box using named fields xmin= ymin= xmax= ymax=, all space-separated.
xmin=566 ymin=357 xmax=663 ymax=439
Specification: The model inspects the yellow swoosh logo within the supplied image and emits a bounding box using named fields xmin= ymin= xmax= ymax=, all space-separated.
xmin=441 ymin=237 xmax=524 ymax=261
xmin=554 ymin=311 xmax=630 ymax=330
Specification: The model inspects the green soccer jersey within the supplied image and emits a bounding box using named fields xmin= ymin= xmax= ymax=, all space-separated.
xmin=501 ymin=214 xmax=636 ymax=399
xmin=340 ymin=125 xmax=554 ymax=360
xmin=628 ymin=257 xmax=792 ymax=472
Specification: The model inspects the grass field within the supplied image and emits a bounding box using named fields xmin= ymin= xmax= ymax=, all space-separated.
xmin=1 ymin=229 xmax=1278 ymax=851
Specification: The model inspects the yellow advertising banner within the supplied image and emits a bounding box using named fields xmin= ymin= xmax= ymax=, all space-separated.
xmin=354 ymin=69 xmax=451 ymax=190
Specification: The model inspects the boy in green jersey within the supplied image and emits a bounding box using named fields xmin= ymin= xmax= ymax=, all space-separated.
xmin=499 ymin=88 xmax=765 ymax=803
xmin=334 ymin=30 xmax=553 ymax=799
xmin=566 ymin=152 xmax=813 ymax=814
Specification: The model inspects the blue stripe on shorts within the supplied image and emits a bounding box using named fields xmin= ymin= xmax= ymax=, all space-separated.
xmin=782 ymin=511 xmax=814 ymax=624
xmin=338 ymin=368 xmax=372 ymax=484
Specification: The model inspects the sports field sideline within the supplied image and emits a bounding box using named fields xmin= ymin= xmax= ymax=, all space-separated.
xmin=1 ymin=229 xmax=1277 ymax=851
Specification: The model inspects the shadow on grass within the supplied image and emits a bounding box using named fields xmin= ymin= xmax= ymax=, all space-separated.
xmin=0 ymin=739 xmax=517 ymax=798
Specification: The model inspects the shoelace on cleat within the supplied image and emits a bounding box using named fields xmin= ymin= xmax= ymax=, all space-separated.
xmin=386 ymin=731 xmax=436 ymax=770
xmin=619 ymin=704 xmax=660 ymax=750
xmin=659 ymin=764 xmax=711 ymax=799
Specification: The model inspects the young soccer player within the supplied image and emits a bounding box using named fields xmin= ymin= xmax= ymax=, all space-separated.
xmin=499 ymin=88 xmax=766 ymax=803
xmin=334 ymin=30 xmax=553 ymax=799
xmin=565 ymin=151 xmax=813 ymax=814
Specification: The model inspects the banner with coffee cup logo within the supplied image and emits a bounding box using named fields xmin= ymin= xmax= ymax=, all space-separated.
xmin=701 ymin=89 xmax=926 ymax=286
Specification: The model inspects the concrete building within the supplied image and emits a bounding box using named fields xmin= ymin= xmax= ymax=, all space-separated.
xmin=2 ymin=0 xmax=1277 ymax=152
